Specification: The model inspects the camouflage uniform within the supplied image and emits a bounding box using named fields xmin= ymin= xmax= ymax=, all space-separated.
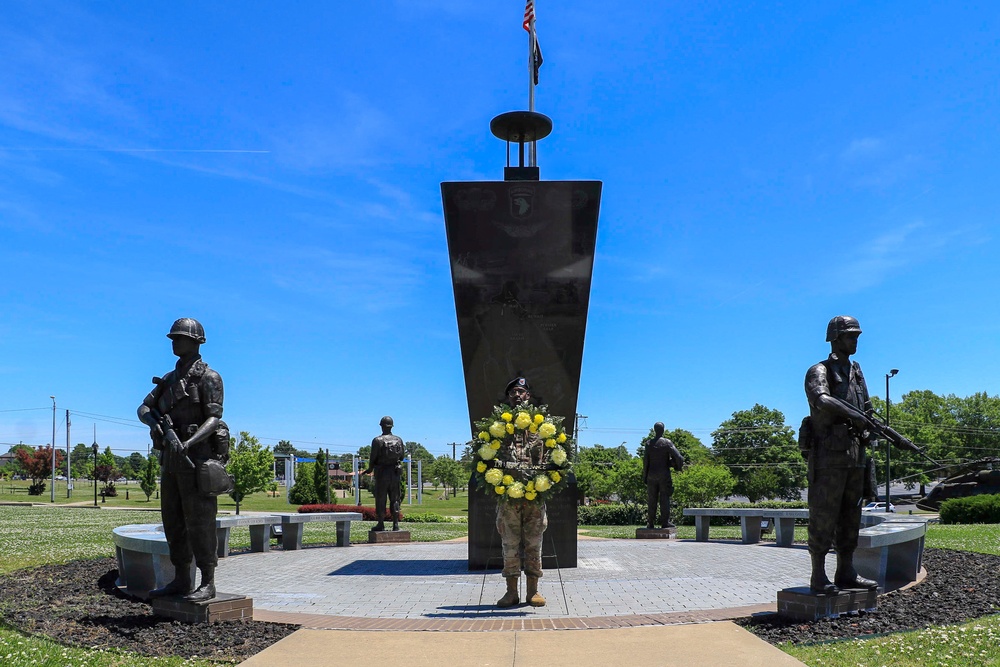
xmin=141 ymin=355 xmax=227 ymax=575
xmin=804 ymin=353 xmax=873 ymax=561
xmin=496 ymin=428 xmax=548 ymax=578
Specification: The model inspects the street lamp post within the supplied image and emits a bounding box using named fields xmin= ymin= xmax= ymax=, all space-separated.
xmin=50 ymin=396 xmax=56 ymax=503
xmin=92 ymin=443 xmax=99 ymax=507
xmin=885 ymin=369 xmax=899 ymax=512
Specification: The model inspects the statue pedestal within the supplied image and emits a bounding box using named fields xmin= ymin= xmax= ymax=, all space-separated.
xmin=369 ymin=530 xmax=411 ymax=544
xmin=635 ymin=527 xmax=676 ymax=539
xmin=151 ymin=592 xmax=252 ymax=624
xmin=776 ymin=586 xmax=877 ymax=621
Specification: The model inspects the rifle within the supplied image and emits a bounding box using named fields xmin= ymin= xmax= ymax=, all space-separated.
xmin=148 ymin=406 xmax=195 ymax=470
xmin=827 ymin=395 xmax=938 ymax=465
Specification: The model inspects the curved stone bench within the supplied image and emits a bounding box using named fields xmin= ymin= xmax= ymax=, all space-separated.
xmin=856 ymin=513 xmax=929 ymax=590
xmin=112 ymin=523 xmax=195 ymax=600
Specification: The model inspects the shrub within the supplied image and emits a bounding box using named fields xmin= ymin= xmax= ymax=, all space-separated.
xmin=288 ymin=477 xmax=319 ymax=505
xmin=298 ymin=503 xmax=403 ymax=522
xmin=576 ymin=503 xmax=646 ymax=526
xmin=940 ymin=494 xmax=1000 ymax=524
xmin=401 ymin=512 xmax=450 ymax=523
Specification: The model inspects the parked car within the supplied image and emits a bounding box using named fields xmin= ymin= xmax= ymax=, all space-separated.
xmin=863 ymin=501 xmax=895 ymax=512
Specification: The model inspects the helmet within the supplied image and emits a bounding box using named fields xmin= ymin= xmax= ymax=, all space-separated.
xmin=380 ymin=416 xmax=394 ymax=428
xmin=167 ymin=318 xmax=206 ymax=344
xmin=825 ymin=315 xmax=862 ymax=342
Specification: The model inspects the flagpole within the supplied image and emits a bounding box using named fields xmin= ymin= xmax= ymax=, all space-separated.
xmin=528 ymin=10 xmax=537 ymax=166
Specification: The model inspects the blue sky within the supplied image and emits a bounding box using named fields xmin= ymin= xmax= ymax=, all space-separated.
xmin=2 ymin=1 xmax=998 ymax=460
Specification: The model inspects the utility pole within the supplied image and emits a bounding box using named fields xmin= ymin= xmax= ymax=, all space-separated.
xmin=451 ymin=442 xmax=458 ymax=460
xmin=50 ymin=396 xmax=56 ymax=503
xmin=66 ymin=410 xmax=71 ymax=498
xmin=574 ymin=413 xmax=588 ymax=459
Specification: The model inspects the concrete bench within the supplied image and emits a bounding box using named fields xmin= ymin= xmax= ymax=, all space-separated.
xmin=111 ymin=523 xmax=195 ymax=600
xmin=683 ymin=508 xmax=810 ymax=547
xmin=276 ymin=511 xmax=363 ymax=550
xmin=215 ymin=514 xmax=284 ymax=558
xmin=855 ymin=514 xmax=930 ymax=590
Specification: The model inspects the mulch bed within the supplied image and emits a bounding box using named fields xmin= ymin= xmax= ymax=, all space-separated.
xmin=739 ymin=548 xmax=1000 ymax=645
xmin=0 ymin=549 xmax=997 ymax=659
xmin=0 ymin=557 xmax=297 ymax=662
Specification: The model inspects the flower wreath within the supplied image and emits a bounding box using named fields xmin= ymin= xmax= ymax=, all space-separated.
xmin=471 ymin=403 xmax=572 ymax=504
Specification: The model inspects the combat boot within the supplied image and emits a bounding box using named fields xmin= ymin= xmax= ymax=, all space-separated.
xmin=809 ymin=552 xmax=838 ymax=594
xmin=496 ymin=576 xmax=520 ymax=608
xmin=525 ymin=575 xmax=546 ymax=607
xmin=148 ymin=567 xmax=193 ymax=599
xmin=183 ymin=565 xmax=217 ymax=602
xmin=834 ymin=552 xmax=878 ymax=590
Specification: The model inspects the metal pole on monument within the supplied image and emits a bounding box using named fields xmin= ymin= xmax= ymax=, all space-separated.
xmin=66 ymin=409 xmax=72 ymax=497
xmin=50 ymin=396 xmax=56 ymax=503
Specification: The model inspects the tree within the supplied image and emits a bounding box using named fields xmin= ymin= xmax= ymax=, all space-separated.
xmin=313 ymin=449 xmax=330 ymax=504
xmin=712 ymin=404 xmax=806 ymax=502
xmin=404 ymin=442 xmax=435 ymax=469
xmin=94 ymin=447 xmax=120 ymax=497
xmin=673 ymin=463 xmax=736 ymax=508
xmin=665 ymin=428 xmax=713 ymax=465
xmin=227 ymin=432 xmax=274 ymax=514
xmin=5 ymin=443 xmax=32 ymax=478
xmin=576 ymin=444 xmax=632 ymax=501
xmin=607 ymin=457 xmax=645 ymax=505
xmin=289 ymin=461 xmax=319 ymax=505
xmin=139 ymin=454 xmax=158 ymax=501
xmin=128 ymin=452 xmax=145 ymax=476
xmin=15 ymin=446 xmax=64 ymax=495
xmin=70 ymin=443 xmax=93 ymax=479
xmin=429 ymin=455 xmax=464 ymax=497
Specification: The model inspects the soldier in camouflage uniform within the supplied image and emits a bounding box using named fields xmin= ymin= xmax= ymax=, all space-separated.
xmin=803 ymin=315 xmax=881 ymax=593
xmin=496 ymin=377 xmax=548 ymax=608
xmin=138 ymin=318 xmax=229 ymax=602
xmin=362 ymin=416 xmax=405 ymax=531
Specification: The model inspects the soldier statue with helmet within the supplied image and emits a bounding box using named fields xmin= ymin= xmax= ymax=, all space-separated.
xmin=801 ymin=315 xmax=919 ymax=593
xmin=138 ymin=318 xmax=231 ymax=602
xmin=362 ymin=416 xmax=405 ymax=531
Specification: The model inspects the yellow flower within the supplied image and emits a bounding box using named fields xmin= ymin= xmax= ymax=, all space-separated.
xmin=484 ymin=468 xmax=503 ymax=486
xmin=544 ymin=438 xmax=556 ymax=448
xmin=505 ymin=423 xmax=515 ymax=435
xmin=478 ymin=431 xmax=490 ymax=442
xmin=550 ymin=447 xmax=567 ymax=466
xmin=525 ymin=491 xmax=537 ymax=500
xmin=557 ymin=432 xmax=567 ymax=444
xmin=478 ymin=445 xmax=496 ymax=461
xmin=526 ymin=481 xmax=535 ymax=492
xmin=515 ymin=412 xmax=532 ymax=429
xmin=533 ymin=413 xmax=544 ymax=425
xmin=476 ymin=461 xmax=487 ymax=473
xmin=538 ymin=423 xmax=556 ymax=439
xmin=495 ymin=485 xmax=506 ymax=495
xmin=528 ymin=424 xmax=538 ymax=433
xmin=507 ymin=482 xmax=525 ymax=499
xmin=501 ymin=475 xmax=514 ymax=486
xmin=549 ymin=471 xmax=561 ymax=483
xmin=533 ymin=474 xmax=552 ymax=492
xmin=501 ymin=412 xmax=513 ymax=422
xmin=491 ymin=440 xmax=501 ymax=450
xmin=489 ymin=421 xmax=507 ymax=438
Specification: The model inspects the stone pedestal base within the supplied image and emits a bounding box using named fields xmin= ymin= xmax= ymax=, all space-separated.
xmin=369 ymin=530 xmax=411 ymax=544
xmin=151 ymin=593 xmax=253 ymax=624
xmin=635 ymin=527 xmax=676 ymax=539
xmin=777 ymin=586 xmax=877 ymax=621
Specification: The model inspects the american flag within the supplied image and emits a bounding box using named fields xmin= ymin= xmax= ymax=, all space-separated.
xmin=523 ymin=0 xmax=543 ymax=84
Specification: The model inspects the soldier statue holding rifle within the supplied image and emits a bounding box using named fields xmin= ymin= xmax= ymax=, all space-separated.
xmin=138 ymin=318 xmax=231 ymax=602
xmin=801 ymin=315 xmax=922 ymax=593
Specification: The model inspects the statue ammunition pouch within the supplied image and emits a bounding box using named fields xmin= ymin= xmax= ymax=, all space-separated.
xmin=798 ymin=416 xmax=813 ymax=457
xmin=213 ymin=421 xmax=230 ymax=462
xmin=197 ymin=459 xmax=234 ymax=497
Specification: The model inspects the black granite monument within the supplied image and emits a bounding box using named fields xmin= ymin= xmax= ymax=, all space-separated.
xmin=443 ymin=111 xmax=600 ymax=570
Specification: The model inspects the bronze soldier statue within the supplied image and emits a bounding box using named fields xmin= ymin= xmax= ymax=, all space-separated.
xmin=802 ymin=315 xmax=918 ymax=593
xmin=495 ymin=377 xmax=548 ymax=608
xmin=138 ymin=318 xmax=229 ymax=602
xmin=642 ymin=422 xmax=684 ymax=529
xmin=362 ymin=416 xmax=405 ymax=531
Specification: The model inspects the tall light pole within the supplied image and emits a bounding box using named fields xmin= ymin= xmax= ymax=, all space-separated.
xmin=50 ymin=396 xmax=56 ymax=503
xmin=885 ymin=369 xmax=899 ymax=512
